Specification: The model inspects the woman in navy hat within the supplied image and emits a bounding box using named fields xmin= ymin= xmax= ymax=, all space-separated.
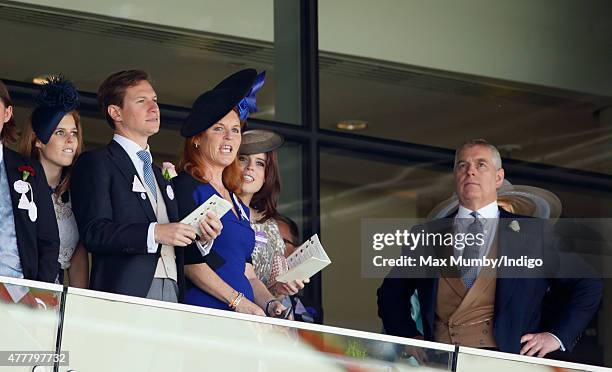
xmin=19 ymin=75 xmax=88 ymax=287
xmin=174 ymin=69 xmax=286 ymax=316
xmin=235 ymin=129 xmax=309 ymax=314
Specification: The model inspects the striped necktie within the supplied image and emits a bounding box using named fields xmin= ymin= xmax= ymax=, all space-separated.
xmin=462 ymin=211 xmax=484 ymax=289
xmin=137 ymin=150 xmax=157 ymax=202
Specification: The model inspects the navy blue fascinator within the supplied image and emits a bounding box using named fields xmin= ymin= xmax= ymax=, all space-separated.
xmin=181 ymin=69 xmax=265 ymax=138
xmin=32 ymin=75 xmax=79 ymax=144
xmin=214 ymin=70 xmax=265 ymax=121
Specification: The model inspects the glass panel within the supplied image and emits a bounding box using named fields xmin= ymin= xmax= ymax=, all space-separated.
xmin=318 ymin=1 xmax=612 ymax=174
xmin=277 ymin=140 xmax=304 ymax=241
xmin=0 ymin=276 xmax=63 ymax=371
xmin=503 ymin=175 xmax=612 ymax=218
xmin=0 ymin=0 xmax=302 ymax=125
xmin=456 ymin=348 xmax=606 ymax=371
xmin=320 ymin=148 xmax=452 ymax=333
xmin=59 ymin=288 xmax=453 ymax=371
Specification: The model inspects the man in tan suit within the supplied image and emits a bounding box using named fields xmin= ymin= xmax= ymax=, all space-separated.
xmin=378 ymin=139 xmax=602 ymax=358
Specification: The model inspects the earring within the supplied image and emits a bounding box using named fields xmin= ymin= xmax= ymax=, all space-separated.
xmin=194 ymin=143 xmax=199 ymax=149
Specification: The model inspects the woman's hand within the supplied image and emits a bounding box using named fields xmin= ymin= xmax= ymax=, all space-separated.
xmin=235 ymin=297 xmax=266 ymax=317
xmin=270 ymin=278 xmax=309 ymax=296
xmin=198 ymin=212 xmax=223 ymax=242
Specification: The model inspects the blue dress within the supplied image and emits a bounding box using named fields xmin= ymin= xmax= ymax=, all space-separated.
xmin=174 ymin=172 xmax=255 ymax=310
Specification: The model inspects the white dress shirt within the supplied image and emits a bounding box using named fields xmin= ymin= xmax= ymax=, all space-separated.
xmin=113 ymin=135 xmax=214 ymax=256
xmin=0 ymin=142 xmax=32 ymax=302
xmin=112 ymin=134 xmax=158 ymax=253
xmin=454 ymin=200 xmax=499 ymax=264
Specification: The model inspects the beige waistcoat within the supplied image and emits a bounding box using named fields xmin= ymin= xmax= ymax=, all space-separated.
xmin=434 ymin=240 xmax=498 ymax=348
xmin=142 ymin=175 xmax=177 ymax=282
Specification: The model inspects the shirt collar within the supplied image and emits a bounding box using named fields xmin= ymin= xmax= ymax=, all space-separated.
xmin=0 ymin=142 xmax=3 ymax=164
xmin=113 ymin=134 xmax=150 ymax=156
xmin=457 ymin=200 xmax=499 ymax=219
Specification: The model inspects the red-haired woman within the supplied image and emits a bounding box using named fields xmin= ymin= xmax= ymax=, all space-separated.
xmin=174 ymin=69 xmax=285 ymax=317
xmin=19 ymin=76 xmax=88 ymax=287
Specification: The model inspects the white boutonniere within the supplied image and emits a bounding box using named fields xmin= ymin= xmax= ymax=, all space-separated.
xmin=162 ymin=162 xmax=177 ymax=181
xmin=509 ymin=220 xmax=520 ymax=232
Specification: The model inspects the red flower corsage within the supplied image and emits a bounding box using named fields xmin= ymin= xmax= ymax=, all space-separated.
xmin=17 ymin=165 xmax=36 ymax=181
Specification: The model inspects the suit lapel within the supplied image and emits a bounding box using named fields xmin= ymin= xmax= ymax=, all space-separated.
xmin=153 ymin=166 xmax=178 ymax=222
xmin=431 ymin=218 xmax=461 ymax=278
xmin=3 ymin=147 xmax=36 ymax=277
xmin=106 ymin=141 xmax=156 ymax=223
xmin=495 ymin=209 xmax=520 ymax=315
xmin=4 ymin=147 xmax=23 ymax=217
xmin=419 ymin=278 xmax=438 ymax=338
xmin=422 ymin=217 xmax=454 ymax=338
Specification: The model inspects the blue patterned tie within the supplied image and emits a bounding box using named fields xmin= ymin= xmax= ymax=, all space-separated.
xmin=137 ymin=150 xmax=157 ymax=202
xmin=462 ymin=211 xmax=483 ymax=289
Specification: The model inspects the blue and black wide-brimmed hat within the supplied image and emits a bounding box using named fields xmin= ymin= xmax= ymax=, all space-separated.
xmin=31 ymin=75 xmax=79 ymax=144
xmin=181 ymin=68 xmax=265 ymax=138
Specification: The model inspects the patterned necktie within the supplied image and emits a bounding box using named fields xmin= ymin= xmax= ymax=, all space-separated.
xmin=137 ymin=150 xmax=157 ymax=202
xmin=462 ymin=211 xmax=484 ymax=289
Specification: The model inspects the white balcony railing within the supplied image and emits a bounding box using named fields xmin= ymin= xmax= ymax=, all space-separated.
xmin=0 ymin=275 xmax=607 ymax=372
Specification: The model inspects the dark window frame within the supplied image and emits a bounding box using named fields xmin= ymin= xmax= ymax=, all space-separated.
xmin=5 ymin=0 xmax=612 ymax=320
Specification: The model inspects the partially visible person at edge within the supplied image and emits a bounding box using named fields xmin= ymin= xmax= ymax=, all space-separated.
xmin=275 ymin=214 xmax=300 ymax=257
xmin=235 ymin=129 xmax=309 ymax=316
xmin=0 ymin=79 xmax=59 ymax=306
xmin=19 ymin=75 xmax=88 ymax=288
xmin=174 ymin=69 xmax=286 ymax=317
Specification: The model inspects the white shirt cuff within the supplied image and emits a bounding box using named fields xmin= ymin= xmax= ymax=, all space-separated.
xmin=5 ymin=284 xmax=30 ymax=303
xmin=195 ymin=239 xmax=214 ymax=256
xmin=546 ymin=332 xmax=566 ymax=351
xmin=147 ymin=222 xmax=158 ymax=253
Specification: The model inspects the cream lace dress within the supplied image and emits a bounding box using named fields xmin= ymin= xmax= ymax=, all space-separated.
xmin=53 ymin=194 xmax=79 ymax=270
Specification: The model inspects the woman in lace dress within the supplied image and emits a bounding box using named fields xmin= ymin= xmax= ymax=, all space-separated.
xmin=19 ymin=76 xmax=88 ymax=287
xmin=236 ymin=130 xmax=308 ymax=303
